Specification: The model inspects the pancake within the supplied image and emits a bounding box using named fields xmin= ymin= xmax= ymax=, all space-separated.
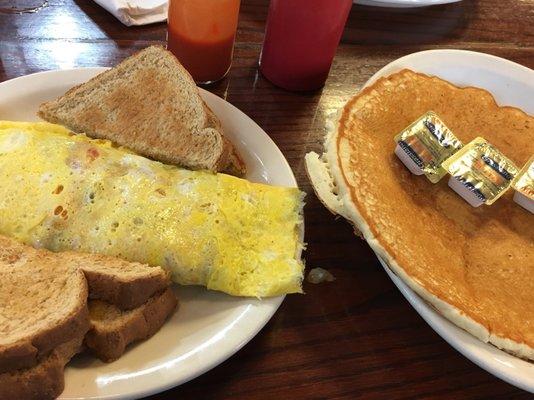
xmin=305 ymin=69 xmax=534 ymax=359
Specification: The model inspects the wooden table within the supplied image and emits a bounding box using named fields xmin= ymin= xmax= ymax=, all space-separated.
xmin=1 ymin=1 xmax=533 ymax=398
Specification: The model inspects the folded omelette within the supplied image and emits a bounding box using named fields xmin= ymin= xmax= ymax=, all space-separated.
xmin=0 ymin=121 xmax=304 ymax=297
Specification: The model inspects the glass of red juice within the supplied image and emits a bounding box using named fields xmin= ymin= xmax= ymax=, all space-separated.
xmin=167 ymin=0 xmax=241 ymax=84
xmin=259 ymin=0 xmax=352 ymax=91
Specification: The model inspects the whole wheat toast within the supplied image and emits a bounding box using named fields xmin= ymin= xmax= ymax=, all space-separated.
xmin=86 ymin=287 xmax=178 ymax=362
xmin=38 ymin=45 xmax=245 ymax=175
xmin=0 ymin=290 xmax=177 ymax=400
xmin=0 ymin=236 xmax=90 ymax=374
xmin=0 ymin=337 xmax=83 ymax=400
xmin=64 ymin=251 xmax=171 ymax=310
xmin=0 ymin=236 xmax=170 ymax=373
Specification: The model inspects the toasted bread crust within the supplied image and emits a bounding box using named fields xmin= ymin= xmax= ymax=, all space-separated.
xmin=64 ymin=251 xmax=171 ymax=310
xmin=0 ymin=234 xmax=176 ymax=398
xmin=38 ymin=45 xmax=245 ymax=175
xmin=0 ymin=301 xmax=89 ymax=374
xmin=83 ymin=267 xmax=170 ymax=310
xmin=0 ymin=236 xmax=90 ymax=374
xmin=0 ymin=235 xmax=172 ymax=375
xmin=0 ymin=336 xmax=83 ymax=400
xmin=85 ymin=288 xmax=177 ymax=362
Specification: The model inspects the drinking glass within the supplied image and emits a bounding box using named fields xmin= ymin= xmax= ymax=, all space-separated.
xmin=167 ymin=0 xmax=241 ymax=84
xmin=259 ymin=0 xmax=353 ymax=91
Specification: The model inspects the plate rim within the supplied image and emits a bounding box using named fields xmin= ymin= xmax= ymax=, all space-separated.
xmin=354 ymin=0 xmax=461 ymax=8
xmin=364 ymin=49 xmax=534 ymax=91
xmin=363 ymin=49 xmax=534 ymax=393
xmin=0 ymin=68 xmax=299 ymax=399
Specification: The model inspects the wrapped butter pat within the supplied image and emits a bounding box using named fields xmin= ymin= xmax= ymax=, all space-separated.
xmin=394 ymin=111 xmax=463 ymax=183
xmin=512 ymin=156 xmax=534 ymax=214
xmin=442 ymin=137 xmax=518 ymax=207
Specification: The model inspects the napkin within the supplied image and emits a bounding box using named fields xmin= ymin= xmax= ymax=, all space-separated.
xmin=93 ymin=0 xmax=168 ymax=26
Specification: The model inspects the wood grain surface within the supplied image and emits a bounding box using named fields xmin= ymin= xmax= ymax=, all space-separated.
xmin=1 ymin=0 xmax=533 ymax=399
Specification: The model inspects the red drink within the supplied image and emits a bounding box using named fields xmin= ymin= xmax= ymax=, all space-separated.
xmin=259 ymin=0 xmax=352 ymax=91
xmin=167 ymin=0 xmax=241 ymax=84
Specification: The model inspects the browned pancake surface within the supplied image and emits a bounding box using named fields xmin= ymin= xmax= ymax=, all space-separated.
xmin=337 ymin=70 xmax=534 ymax=346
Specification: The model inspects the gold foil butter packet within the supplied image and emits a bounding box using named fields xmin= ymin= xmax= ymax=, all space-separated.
xmin=394 ymin=111 xmax=463 ymax=183
xmin=442 ymin=137 xmax=519 ymax=207
xmin=512 ymin=156 xmax=534 ymax=214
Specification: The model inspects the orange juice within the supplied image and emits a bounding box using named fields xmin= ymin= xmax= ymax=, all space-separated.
xmin=167 ymin=0 xmax=241 ymax=84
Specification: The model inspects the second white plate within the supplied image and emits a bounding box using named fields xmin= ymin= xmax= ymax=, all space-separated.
xmin=363 ymin=50 xmax=534 ymax=393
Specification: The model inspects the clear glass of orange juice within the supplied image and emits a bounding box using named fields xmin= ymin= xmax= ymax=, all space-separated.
xmin=167 ymin=0 xmax=241 ymax=84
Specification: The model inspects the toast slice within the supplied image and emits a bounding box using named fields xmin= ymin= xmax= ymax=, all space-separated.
xmin=0 ymin=235 xmax=176 ymax=398
xmin=65 ymin=251 xmax=171 ymax=310
xmin=0 ymin=237 xmax=89 ymax=374
xmin=85 ymin=287 xmax=177 ymax=362
xmin=0 ymin=336 xmax=83 ymax=400
xmin=38 ymin=45 xmax=246 ymax=175
xmin=0 ymin=235 xmax=173 ymax=374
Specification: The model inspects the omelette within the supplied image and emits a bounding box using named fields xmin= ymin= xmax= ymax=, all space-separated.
xmin=306 ymin=70 xmax=534 ymax=359
xmin=0 ymin=121 xmax=304 ymax=297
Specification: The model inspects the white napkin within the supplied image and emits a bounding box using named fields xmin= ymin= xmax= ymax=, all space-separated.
xmin=93 ymin=0 xmax=168 ymax=26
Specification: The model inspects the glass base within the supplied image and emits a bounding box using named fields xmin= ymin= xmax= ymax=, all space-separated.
xmin=258 ymin=58 xmax=327 ymax=92
xmin=195 ymin=64 xmax=232 ymax=86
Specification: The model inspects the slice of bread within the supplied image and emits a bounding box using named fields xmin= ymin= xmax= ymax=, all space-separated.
xmin=65 ymin=251 xmax=171 ymax=310
xmin=85 ymin=287 xmax=177 ymax=362
xmin=38 ymin=45 xmax=245 ymax=175
xmin=0 ymin=234 xmax=176 ymax=398
xmin=0 ymin=336 xmax=83 ymax=400
xmin=0 ymin=237 xmax=89 ymax=374
xmin=0 ymin=235 xmax=173 ymax=375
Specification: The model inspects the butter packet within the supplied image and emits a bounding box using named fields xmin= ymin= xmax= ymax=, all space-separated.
xmin=442 ymin=137 xmax=518 ymax=207
xmin=512 ymin=156 xmax=534 ymax=214
xmin=394 ymin=111 xmax=463 ymax=183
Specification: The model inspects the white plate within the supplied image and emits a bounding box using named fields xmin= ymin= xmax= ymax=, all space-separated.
xmin=354 ymin=0 xmax=460 ymax=8
xmin=363 ymin=50 xmax=534 ymax=393
xmin=0 ymin=68 xmax=299 ymax=399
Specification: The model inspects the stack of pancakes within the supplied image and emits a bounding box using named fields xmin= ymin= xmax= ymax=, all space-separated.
xmin=306 ymin=69 xmax=534 ymax=359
